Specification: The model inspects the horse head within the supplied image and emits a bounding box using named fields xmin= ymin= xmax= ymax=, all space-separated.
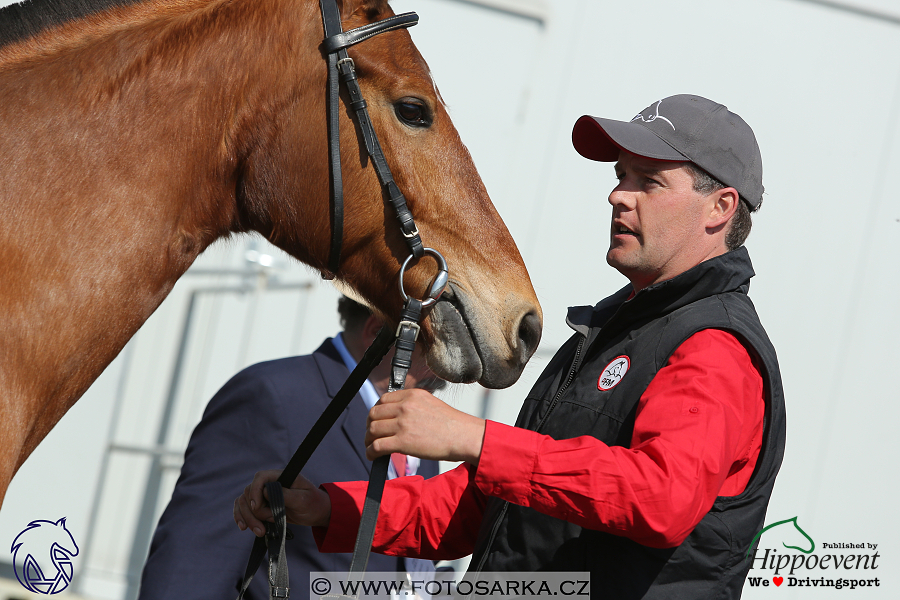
xmin=0 ymin=0 xmax=541 ymax=502
xmin=241 ymin=0 xmax=542 ymax=388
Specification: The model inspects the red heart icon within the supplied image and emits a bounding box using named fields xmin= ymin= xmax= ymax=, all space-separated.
xmin=773 ymin=577 xmax=783 ymax=586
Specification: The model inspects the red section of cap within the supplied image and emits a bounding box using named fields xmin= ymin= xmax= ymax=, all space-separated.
xmin=572 ymin=115 xmax=622 ymax=162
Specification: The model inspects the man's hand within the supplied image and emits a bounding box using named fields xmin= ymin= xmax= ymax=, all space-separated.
xmin=365 ymin=389 xmax=486 ymax=465
xmin=234 ymin=470 xmax=332 ymax=536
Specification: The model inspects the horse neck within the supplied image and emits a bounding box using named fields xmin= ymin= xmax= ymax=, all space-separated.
xmin=1 ymin=0 xmax=325 ymax=257
xmin=0 ymin=0 xmax=327 ymax=484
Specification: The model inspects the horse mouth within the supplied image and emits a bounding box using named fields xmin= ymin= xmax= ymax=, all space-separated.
xmin=428 ymin=283 xmax=483 ymax=384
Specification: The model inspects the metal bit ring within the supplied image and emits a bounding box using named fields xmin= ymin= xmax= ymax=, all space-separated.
xmin=398 ymin=248 xmax=448 ymax=308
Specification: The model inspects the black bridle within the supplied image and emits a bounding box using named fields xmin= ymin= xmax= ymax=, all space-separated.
xmin=236 ymin=2 xmax=447 ymax=598
xmin=318 ymin=1 xmax=423 ymax=279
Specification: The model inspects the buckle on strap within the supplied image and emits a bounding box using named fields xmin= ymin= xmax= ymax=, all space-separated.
xmin=336 ymin=57 xmax=355 ymax=72
xmin=395 ymin=320 xmax=421 ymax=340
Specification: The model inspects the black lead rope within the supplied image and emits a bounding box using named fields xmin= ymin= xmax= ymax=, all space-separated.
xmin=236 ymin=298 xmax=430 ymax=600
xmin=235 ymin=244 xmax=445 ymax=598
xmin=347 ymin=298 xmax=422 ymax=577
xmin=236 ymin=328 xmax=396 ymax=600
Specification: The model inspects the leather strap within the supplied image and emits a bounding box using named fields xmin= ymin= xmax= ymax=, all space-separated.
xmin=321 ymin=0 xmax=345 ymax=277
xmin=236 ymin=327 xmax=396 ymax=600
xmin=333 ymin=51 xmax=424 ymax=259
xmin=318 ymin=0 xmax=422 ymax=277
xmin=347 ymin=298 xmax=423 ymax=576
xmin=322 ymin=12 xmax=418 ymax=54
xmin=264 ymin=482 xmax=290 ymax=598
xmin=347 ymin=454 xmax=390 ymax=576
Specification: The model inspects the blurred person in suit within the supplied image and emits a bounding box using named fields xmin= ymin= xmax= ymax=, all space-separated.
xmin=139 ymin=296 xmax=443 ymax=599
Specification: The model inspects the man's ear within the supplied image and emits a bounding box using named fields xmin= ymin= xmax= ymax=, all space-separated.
xmin=707 ymin=187 xmax=739 ymax=230
xmin=360 ymin=314 xmax=384 ymax=345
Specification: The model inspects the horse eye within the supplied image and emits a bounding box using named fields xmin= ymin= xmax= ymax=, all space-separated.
xmin=395 ymin=100 xmax=431 ymax=128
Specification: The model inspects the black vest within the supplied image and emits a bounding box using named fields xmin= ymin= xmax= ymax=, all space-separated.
xmin=469 ymin=248 xmax=786 ymax=600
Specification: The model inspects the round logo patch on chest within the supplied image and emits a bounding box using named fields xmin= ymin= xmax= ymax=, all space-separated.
xmin=598 ymin=356 xmax=630 ymax=391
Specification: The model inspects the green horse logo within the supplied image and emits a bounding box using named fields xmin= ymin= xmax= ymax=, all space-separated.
xmin=747 ymin=516 xmax=815 ymax=558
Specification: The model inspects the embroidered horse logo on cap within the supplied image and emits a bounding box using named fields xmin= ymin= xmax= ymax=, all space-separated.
xmin=598 ymin=356 xmax=630 ymax=391
xmin=631 ymin=99 xmax=675 ymax=130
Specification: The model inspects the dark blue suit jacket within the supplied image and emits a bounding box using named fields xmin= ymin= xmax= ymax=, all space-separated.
xmin=138 ymin=339 xmax=439 ymax=599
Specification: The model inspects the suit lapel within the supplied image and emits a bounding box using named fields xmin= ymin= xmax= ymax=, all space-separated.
xmin=340 ymin=397 xmax=371 ymax=474
xmin=312 ymin=338 xmax=371 ymax=474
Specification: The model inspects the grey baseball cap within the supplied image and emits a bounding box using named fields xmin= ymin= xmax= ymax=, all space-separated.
xmin=572 ymin=94 xmax=764 ymax=209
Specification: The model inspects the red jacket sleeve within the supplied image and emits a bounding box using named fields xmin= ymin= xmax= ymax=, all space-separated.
xmin=314 ymin=462 xmax=487 ymax=560
xmin=314 ymin=329 xmax=763 ymax=554
xmin=474 ymin=329 xmax=763 ymax=548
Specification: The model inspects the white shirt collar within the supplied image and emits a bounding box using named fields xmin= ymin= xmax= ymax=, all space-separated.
xmin=332 ymin=333 xmax=380 ymax=410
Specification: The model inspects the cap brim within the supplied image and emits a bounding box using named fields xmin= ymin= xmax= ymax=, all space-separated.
xmin=572 ymin=115 xmax=689 ymax=162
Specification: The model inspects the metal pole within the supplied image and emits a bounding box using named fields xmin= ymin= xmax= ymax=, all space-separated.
xmin=73 ymin=340 xmax=137 ymax=595
xmin=122 ymin=284 xmax=251 ymax=600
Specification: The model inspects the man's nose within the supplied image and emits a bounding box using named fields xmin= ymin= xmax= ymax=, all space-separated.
xmin=608 ymin=186 xmax=636 ymax=209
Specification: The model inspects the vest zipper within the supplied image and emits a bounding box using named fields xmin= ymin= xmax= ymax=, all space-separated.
xmin=473 ymin=333 xmax=587 ymax=573
xmin=535 ymin=334 xmax=586 ymax=433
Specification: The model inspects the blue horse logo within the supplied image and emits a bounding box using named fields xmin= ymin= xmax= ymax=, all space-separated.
xmin=11 ymin=517 xmax=79 ymax=594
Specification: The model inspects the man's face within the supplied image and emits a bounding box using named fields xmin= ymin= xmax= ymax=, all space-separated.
xmin=607 ymin=151 xmax=722 ymax=291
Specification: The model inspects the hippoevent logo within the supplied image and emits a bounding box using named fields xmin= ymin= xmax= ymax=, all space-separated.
xmin=10 ymin=517 xmax=79 ymax=594
xmin=745 ymin=516 xmax=881 ymax=591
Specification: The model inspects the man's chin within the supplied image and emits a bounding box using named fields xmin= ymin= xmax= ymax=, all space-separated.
xmin=606 ymin=249 xmax=632 ymax=273
xmin=606 ymin=251 xmax=645 ymax=286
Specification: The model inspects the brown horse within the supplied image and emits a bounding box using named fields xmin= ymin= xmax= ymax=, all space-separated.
xmin=0 ymin=0 xmax=542 ymax=506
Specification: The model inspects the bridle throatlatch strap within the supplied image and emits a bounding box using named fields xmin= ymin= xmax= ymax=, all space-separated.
xmin=319 ymin=4 xmax=422 ymax=278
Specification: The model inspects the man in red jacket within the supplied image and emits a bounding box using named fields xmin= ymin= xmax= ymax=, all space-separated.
xmin=234 ymin=95 xmax=785 ymax=600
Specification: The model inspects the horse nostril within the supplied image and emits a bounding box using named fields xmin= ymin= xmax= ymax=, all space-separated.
xmin=517 ymin=311 xmax=542 ymax=358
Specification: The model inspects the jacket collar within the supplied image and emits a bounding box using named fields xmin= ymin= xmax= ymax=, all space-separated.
xmin=312 ymin=337 xmax=351 ymax=398
xmin=312 ymin=338 xmax=373 ymax=473
xmin=567 ymin=246 xmax=755 ymax=337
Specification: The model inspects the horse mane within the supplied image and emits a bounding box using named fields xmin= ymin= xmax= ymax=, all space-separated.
xmin=0 ymin=0 xmax=393 ymax=50
xmin=0 ymin=0 xmax=147 ymax=48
